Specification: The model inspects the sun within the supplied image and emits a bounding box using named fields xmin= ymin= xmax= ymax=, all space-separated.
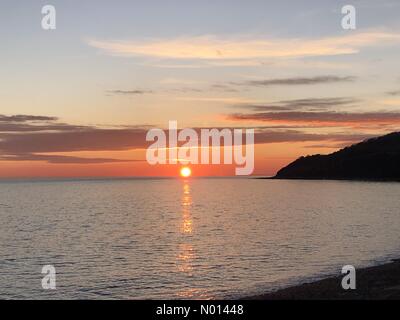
xmin=180 ymin=167 xmax=192 ymax=178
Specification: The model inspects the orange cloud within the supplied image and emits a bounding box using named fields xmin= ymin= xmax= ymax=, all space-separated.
xmin=228 ymin=111 xmax=400 ymax=127
xmin=88 ymin=31 xmax=400 ymax=60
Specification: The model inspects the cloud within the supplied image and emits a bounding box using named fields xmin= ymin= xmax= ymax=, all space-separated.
xmin=0 ymin=114 xmax=384 ymax=164
xmin=0 ymin=154 xmax=140 ymax=164
xmin=232 ymin=76 xmax=355 ymax=87
xmin=88 ymin=31 xmax=400 ymax=60
xmin=0 ymin=115 xmax=57 ymax=122
xmin=0 ymin=115 xmax=90 ymax=133
xmin=234 ymin=97 xmax=358 ymax=112
xmin=108 ymin=83 xmax=240 ymax=96
xmin=228 ymin=111 xmax=400 ymax=126
xmin=0 ymin=122 xmax=88 ymax=133
xmin=209 ymin=84 xmax=240 ymax=92
xmin=0 ymin=129 xmax=149 ymax=154
xmin=178 ymin=127 xmax=374 ymax=145
xmin=254 ymin=130 xmax=374 ymax=145
xmin=0 ymin=115 xmax=149 ymax=164
xmin=169 ymin=84 xmax=240 ymax=94
xmin=107 ymin=78 xmax=353 ymax=99
xmin=303 ymin=142 xmax=357 ymax=149
xmin=107 ymin=89 xmax=153 ymax=95
xmin=386 ymin=89 xmax=400 ymax=96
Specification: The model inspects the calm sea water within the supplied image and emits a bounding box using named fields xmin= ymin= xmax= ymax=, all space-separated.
xmin=1 ymin=178 xmax=400 ymax=299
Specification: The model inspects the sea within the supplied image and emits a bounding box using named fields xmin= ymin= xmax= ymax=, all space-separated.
xmin=1 ymin=178 xmax=400 ymax=299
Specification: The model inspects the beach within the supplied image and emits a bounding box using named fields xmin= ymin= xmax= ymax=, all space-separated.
xmin=243 ymin=259 xmax=400 ymax=300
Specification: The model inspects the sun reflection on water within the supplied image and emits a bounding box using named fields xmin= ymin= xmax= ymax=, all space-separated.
xmin=176 ymin=243 xmax=194 ymax=273
xmin=176 ymin=180 xmax=195 ymax=278
xmin=181 ymin=181 xmax=193 ymax=234
xmin=175 ymin=180 xmax=214 ymax=299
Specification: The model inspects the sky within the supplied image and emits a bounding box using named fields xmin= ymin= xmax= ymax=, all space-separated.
xmin=1 ymin=0 xmax=400 ymax=177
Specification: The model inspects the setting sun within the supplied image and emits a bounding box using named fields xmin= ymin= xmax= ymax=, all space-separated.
xmin=180 ymin=167 xmax=192 ymax=178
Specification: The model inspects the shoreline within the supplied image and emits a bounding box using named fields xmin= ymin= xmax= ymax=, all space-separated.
xmin=241 ymin=259 xmax=400 ymax=300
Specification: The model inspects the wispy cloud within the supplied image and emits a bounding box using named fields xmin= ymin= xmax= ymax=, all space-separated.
xmin=0 ymin=115 xmax=57 ymax=122
xmin=167 ymin=85 xmax=239 ymax=94
xmin=232 ymin=76 xmax=356 ymax=87
xmin=386 ymin=89 xmax=400 ymax=96
xmin=88 ymin=31 xmax=400 ymax=60
xmin=0 ymin=128 xmax=149 ymax=154
xmin=229 ymin=111 xmax=400 ymax=126
xmin=254 ymin=130 xmax=374 ymax=145
xmin=108 ymin=83 xmax=240 ymax=96
xmin=107 ymin=78 xmax=355 ymax=99
xmin=0 ymin=115 xmax=148 ymax=164
xmin=233 ymin=97 xmax=359 ymax=112
xmin=0 ymin=114 xmax=377 ymax=164
xmin=0 ymin=154 xmax=139 ymax=164
xmin=107 ymin=89 xmax=153 ymax=95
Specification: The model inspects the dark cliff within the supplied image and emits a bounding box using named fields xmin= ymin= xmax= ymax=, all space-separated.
xmin=275 ymin=132 xmax=400 ymax=181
